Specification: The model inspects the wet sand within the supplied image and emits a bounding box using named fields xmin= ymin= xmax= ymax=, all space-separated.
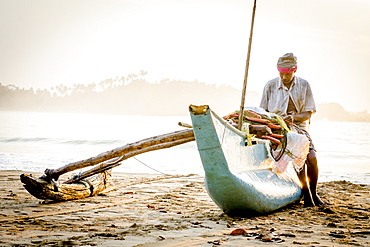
xmin=0 ymin=170 xmax=369 ymax=246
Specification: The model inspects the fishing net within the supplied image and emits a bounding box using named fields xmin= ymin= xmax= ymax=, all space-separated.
xmin=223 ymin=107 xmax=310 ymax=173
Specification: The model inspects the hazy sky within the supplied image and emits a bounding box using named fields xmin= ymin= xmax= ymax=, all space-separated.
xmin=1 ymin=0 xmax=370 ymax=112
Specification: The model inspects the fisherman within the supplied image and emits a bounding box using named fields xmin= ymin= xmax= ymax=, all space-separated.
xmin=260 ymin=53 xmax=324 ymax=207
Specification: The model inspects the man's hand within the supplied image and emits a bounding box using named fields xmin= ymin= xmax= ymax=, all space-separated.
xmin=284 ymin=111 xmax=312 ymax=123
xmin=284 ymin=114 xmax=295 ymax=123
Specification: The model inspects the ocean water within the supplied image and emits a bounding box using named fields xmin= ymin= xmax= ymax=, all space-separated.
xmin=0 ymin=111 xmax=369 ymax=184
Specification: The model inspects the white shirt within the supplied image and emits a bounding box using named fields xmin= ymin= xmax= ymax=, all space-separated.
xmin=260 ymin=76 xmax=316 ymax=127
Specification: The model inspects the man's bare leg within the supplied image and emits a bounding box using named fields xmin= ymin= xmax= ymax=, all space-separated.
xmin=298 ymin=164 xmax=315 ymax=207
xmin=306 ymin=150 xmax=325 ymax=206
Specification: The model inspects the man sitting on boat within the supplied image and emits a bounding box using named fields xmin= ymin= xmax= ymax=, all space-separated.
xmin=260 ymin=53 xmax=324 ymax=207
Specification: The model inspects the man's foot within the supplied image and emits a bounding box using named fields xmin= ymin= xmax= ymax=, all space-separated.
xmin=313 ymin=195 xmax=325 ymax=207
xmin=303 ymin=198 xmax=315 ymax=207
xmin=302 ymin=193 xmax=315 ymax=207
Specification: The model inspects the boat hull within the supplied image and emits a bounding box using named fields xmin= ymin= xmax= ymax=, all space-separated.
xmin=190 ymin=105 xmax=302 ymax=215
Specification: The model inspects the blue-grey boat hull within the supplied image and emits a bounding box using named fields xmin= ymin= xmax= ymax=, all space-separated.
xmin=190 ymin=106 xmax=302 ymax=215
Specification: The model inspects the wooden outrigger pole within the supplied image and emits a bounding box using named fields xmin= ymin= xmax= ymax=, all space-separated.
xmin=20 ymin=129 xmax=195 ymax=201
xmin=238 ymin=0 xmax=257 ymax=130
xmin=42 ymin=129 xmax=194 ymax=182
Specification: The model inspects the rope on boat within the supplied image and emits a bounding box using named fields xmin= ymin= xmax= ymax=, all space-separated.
xmin=72 ymin=169 xmax=111 ymax=195
xmin=133 ymin=157 xmax=170 ymax=176
xmin=80 ymin=178 xmax=94 ymax=195
xmin=270 ymin=131 xmax=288 ymax=162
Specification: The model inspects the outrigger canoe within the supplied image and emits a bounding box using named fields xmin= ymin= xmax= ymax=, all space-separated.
xmin=20 ymin=103 xmax=304 ymax=216
xmin=189 ymin=105 xmax=303 ymax=215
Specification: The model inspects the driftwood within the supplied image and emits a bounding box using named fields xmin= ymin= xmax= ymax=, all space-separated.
xmin=20 ymin=170 xmax=111 ymax=201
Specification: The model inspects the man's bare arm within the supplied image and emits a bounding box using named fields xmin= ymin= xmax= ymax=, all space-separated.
xmin=285 ymin=111 xmax=312 ymax=123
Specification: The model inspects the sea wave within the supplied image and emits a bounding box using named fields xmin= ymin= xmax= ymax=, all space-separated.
xmin=0 ymin=137 xmax=126 ymax=146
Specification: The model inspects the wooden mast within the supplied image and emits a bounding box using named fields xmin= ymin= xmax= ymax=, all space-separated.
xmin=238 ymin=0 xmax=257 ymax=130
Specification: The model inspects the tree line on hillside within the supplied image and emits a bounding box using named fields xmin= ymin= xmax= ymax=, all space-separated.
xmin=0 ymin=73 xmax=257 ymax=116
xmin=0 ymin=73 xmax=368 ymax=121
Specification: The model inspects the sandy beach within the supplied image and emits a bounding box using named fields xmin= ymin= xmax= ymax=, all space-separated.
xmin=0 ymin=170 xmax=369 ymax=247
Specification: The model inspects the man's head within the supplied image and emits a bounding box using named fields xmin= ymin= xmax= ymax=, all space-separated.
xmin=277 ymin=53 xmax=297 ymax=84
